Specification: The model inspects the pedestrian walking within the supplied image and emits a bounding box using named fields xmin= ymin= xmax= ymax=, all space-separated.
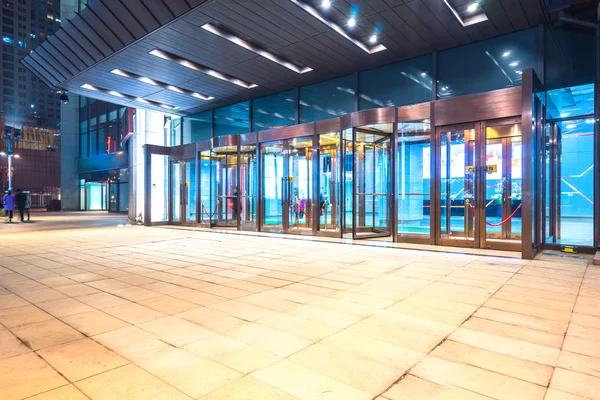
xmin=15 ymin=189 xmax=26 ymax=222
xmin=24 ymin=190 xmax=31 ymax=221
xmin=2 ymin=190 xmax=15 ymax=223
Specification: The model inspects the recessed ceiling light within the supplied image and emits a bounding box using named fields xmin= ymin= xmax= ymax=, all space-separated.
xmin=321 ymin=0 xmax=330 ymax=9
xmin=369 ymin=34 xmax=377 ymax=44
xmin=201 ymin=23 xmax=312 ymax=74
xmin=108 ymin=91 xmax=124 ymax=98
xmin=81 ymin=84 xmax=98 ymax=91
xmin=466 ymin=3 xmax=478 ymax=12
xmin=502 ymin=51 xmax=511 ymax=57
xmin=509 ymin=61 xmax=519 ymax=67
xmin=149 ymin=49 xmax=258 ymax=89
xmin=289 ymin=0 xmax=385 ymax=54
xmin=421 ymin=72 xmax=427 ymax=76
xmin=80 ymin=83 xmax=177 ymax=110
xmin=515 ymin=70 xmax=522 ymax=75
xmin=347 ymin=18 xmax=356 ymax=27
xmin=110 ymin=68 xmax=214 ymax=100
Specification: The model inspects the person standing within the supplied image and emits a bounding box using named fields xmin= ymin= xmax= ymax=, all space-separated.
xmin=15 ymin=189 xmax=26 ymax=222
xmin=24 ymin=190 xmax=30 ymax=221
xmin=2 ymin=190 xmax=15 ymax=223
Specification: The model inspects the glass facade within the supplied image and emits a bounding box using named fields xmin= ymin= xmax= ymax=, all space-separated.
xmin=183 ymin=110 xmax=212 ymax=144
xmin=300 ymin=75 xmax=356 ymax=123
xmin=252 ymin=90 xmax=297 ymax=131
xmin=214 ymin=102 xmax=250 ymax=137
xmin=78 ymin=97 xmax=131 ymax=159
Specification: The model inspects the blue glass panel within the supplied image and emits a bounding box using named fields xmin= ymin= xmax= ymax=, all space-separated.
xmin=546 ymin=83 xmax=595 ymax=120
xmin=300 ymin=74 xmax=355 ymax=123
xmin=183 ymin=110 xmax=212 ymax=143
xmin=214 ymin=102 xmax=250 ymax=137
xmin=545 ymin=25 xmax=594 ymax=90
xmin=252 ymin=90 xmax=296 ymax=131
xmin=170 ymin=118 xmax=182 ymax=146
xmin=437 ymin=28 xmax=537 ymax=99
xmin=359 ymin=55 xmax=433 ymax=110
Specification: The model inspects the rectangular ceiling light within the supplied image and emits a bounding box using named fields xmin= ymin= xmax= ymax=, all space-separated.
xmin=110 ymin=69 xmax=213 ymax=101
xmin=149 ymin=49 xmax=258 ymax=89
xmin=201 ymin=23 xmax=312 ymax=74
xmin=442 ymin=0 xmax=488 ymax=26
xmin=80 ymin=83 xmax=177 ymax=110
xmin=288 ymin=0 xmax=385 ymax=54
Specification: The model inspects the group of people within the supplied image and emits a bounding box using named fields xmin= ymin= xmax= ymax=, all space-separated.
xmin=2 ymin=189 xmax=31 ymax=223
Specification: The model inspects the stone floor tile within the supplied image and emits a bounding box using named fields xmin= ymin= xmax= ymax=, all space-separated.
xmin=177 ymin=306 xmax=246 ymax=333
xmin=54 ymin=283 xmax=101 ymax=297
xmin=25 ymin=384 xmax=89 ymax=400
xmin=0 ymin=352 xmax=68 ymax=400
xmin=550 ymin=368 xmax=600 ymax=399
xmin=138 ymin=349 xmax=241 ymax=398
xmin=450 ymin=328 xmax=559 ymax=366
xmin=138 ymin=316 xmax=215 ymax=347
xmin=184 ymin=334 xmax=281 ymax=374
xmin=102 ymin=302 xmax=165 ymax=324
xmin=237 ymin=293 xmax=298 ymax=312
xmin=171 ymin=288 xmax=228 ymax=306
xmin=61 ymin=309 xmax=130 ymax=336
xmin=38 ymin=338 xmax=128 ymax=381
xmin=262 ymin=288 xmax=320 ymax=304
xmin=329 ymin=290 xmax=395 ymax=308
xmin=289 ymin=342 xmax=404 ymax=395
xmin=0 ymin=293 xmax=29 ymax=310
xmin=474 ymin=307 xmax=568 ymax=335
xmin=139 ymin=281 xmax=189 ymax=295
xmin=285 ymin=304 xmax=360 ymax=328
xmin=19 ymin=288 xmax=68 ymax=304
xmin=12 ymin=319 xmax=84 ymax=350
xmin=211 ymin=299 xmax=278 ymax=321
xmin=201 ymin=376 xmax=298 ymax=400
xmin=93 ymin=326 xmax=173 ymax=362
xmin=385 ymin=375 xmax=491 ymax=400
xmin=462 ymin=317 xmax=564 ymax=348
xmin=0 ymin=304 xmax=54 ymax=327
xmin=86 ymin=279 xmax=132 ymax=292
xmin=224 ymin=322 xmax=312 ymax=357
xmin=37 ymin=298 xmax=95 ymax=317
xmin=562 ymin=336 xmax=600 ymax=358
xmin=199 ymin=284 xmax=252 ymax=299
xmin=570 ymin=313 xmax=600 ymax=329
xmin=411 ymin=356 xmax=546 ymax=400
xmin=75 ymin=292 xmax=131 ymax=309
xmin=137 ymin=294 xmax=199 ymax=314
xmin=431 ymin=340 xmax=554 ymax=386
xmin=0 ymin=329 xmax=31 ymax=360
xmin=256 ymin=313 xmax=339 ymax=341
xmin=484 ymin=298 xmax=572 ymax=321
xmin=251 ymin=359 xmax=371 ymax=400
xmin=556 ymin=351 xmax=600 ymax=378
xmin=493 ymin=290 xmax=575 ymax=311
xmin=75 ymin=363 xmax=190 ymax=400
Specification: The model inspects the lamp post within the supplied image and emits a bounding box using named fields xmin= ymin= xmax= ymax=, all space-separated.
xmin=1 ymin=127 xmax=22 ymax=191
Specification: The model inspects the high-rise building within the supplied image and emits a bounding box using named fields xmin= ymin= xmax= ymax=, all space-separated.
xmin=0 ymin=0 xmax=61 ymax=200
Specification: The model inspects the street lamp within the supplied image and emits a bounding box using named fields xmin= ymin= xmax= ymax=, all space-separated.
xmin=1 ymin=126 xmax=22 ymax=191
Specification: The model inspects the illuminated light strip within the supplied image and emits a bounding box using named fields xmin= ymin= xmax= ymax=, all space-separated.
xmin=149 ymin=49 xmax=258 ymax=89
xmin=201 ymin=23 xmax=312 ymax=74
xmin=288 ymin=0 xmax=386 ymax=54
xmin=442 ymin=0 xmax=488 ymax=26
xmin=80 ymin=83 xmax=177 ymax=110
xmin=111 ymin=69 xmax=213 ymax=101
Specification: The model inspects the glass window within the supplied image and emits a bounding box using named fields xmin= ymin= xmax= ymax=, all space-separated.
xmin=170 ymin=118 xmax=182 ymax=146
xmin=89 ymin=127 xmax=97 ymax=156
xmin=546 ymin=83 xmax=594 ymax=120
xmin=119 ymin=182 xmax=129 ymax=212
xmin=252 ymin=90 xmax=296 ymax=131
xmin=214 ymin=102 xmax=250 ymax=137
xmin=79 ymin=133 xmax=88 ymax=158
xmin=300 ymin=74 xmax=355 ymax=123
xmin=437 ymin=28 xmax=537 ymax=99
xmin=360 ymin=55 xmax=432 ymax=110
xmin=183 ymin=110 xmax=212 ymax=143
xmin=545 ymin=25 xmax=594 ymax=90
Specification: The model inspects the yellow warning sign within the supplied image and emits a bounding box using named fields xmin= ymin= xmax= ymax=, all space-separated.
xmin=465 ymin=165 xmax=475 ymax=173
xmin=288 ymin=176 xmax=295 ymax=183
xmin=186 ymin=181 xmax=190 ymax=187
xmin=485 ymin=165 xmax=497 ymax=173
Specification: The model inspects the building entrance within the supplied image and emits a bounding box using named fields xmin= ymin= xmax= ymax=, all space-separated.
xmin=261 ymin=136 xmax=314 ymax=234
xmin=437 ymin=119 xmax=522 ymax=251
xmin=170 ymin=159 xmax=196 ymax=226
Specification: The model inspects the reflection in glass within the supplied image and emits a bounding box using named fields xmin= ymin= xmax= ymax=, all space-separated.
xmin=199 ymin=151 xmax=213 ymax=226
xmin=318 ymin=132 xmax=340 ymax=233
xmin=261 ymin=141 xmax=284 ymax=230
xmin=240 ymin=146 xmax=257 ymax=229
xmin=398 ymin=120 xmax=431 ymax=238
xmin=150 ymin=154 xmax=169 ymax=222
xmin=212 ymin=147 xmax=238 ymax=227
xmin=171 ymin=163 xmax=181 ymax=223
xmin=186 ymin=161 xmax=197 ymax=223
xmin=300 ymin=75 xmax=355 ymax=123
xmin=252 ymin=90 xmax=296 ymax=131
xmin=288 ymin=136 xmax=313 ymax=233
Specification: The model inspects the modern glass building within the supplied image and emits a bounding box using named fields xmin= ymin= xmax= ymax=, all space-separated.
xmin=22 ymin=0 xmax=598 ymax=258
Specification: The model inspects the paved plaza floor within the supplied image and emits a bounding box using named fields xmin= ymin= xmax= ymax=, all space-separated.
xmin=0 ymin=213 xmax=599 ymax=399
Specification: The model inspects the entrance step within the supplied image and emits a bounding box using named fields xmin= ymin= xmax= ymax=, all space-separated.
xmin=594 ymin=251 xmax=600 ymax=265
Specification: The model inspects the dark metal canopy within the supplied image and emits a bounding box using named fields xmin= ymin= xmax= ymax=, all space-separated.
xmin=22 ymin=0 xmax=551 ymax=115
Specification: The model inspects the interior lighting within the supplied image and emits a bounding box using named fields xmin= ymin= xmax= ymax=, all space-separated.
xmin=321 ymin=0 xmax=330 ymax=9
xmin=347 ymin=18 xmax=356 ymax=27
xmin=13 ymin=154 xmax=20 ymax=158
xmin=0 ymin=151 xmax=5 ymax=156
xmin=110 ymin=68 xmax=214 ymax=100
xmin=509 ymin=61 xmax=519 ymax=67
xmin=502 ymin=51 xmax=511 ymax=57
xmin=80 ymin=83 xmax=178 ymax=110
xmin=201 ymin=23 xmax=312 ymax=74
xmin=421 ymin=72 xmax=427 ymax=76
xmin=466 ymin=3 xmax=478 ymax=12
xmin=108 ymin=91 xmax=125 ymax=98
xmin=369 ymin=34 xmax=377 ymax=44
xmin=515 ymin=70 xmax=522 ymax=75
xmin=289 ymin=0 xmax=386 ymax=54
xmin=149 ymin=49 xmax=258 ymax=89
xmin=81 ymin=84 xmax=98 ymax=91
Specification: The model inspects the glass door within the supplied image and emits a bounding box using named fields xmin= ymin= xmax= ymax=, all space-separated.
xmin=287 ymin=136 xmax=314 ymax=235
xmin=199 ymin=151 xmax=213 ymax=227
xmin=352 ymin=127 xmax=392 ymax=239
xmin=171 ymin=162 xmax=182 ymax=224
xmin=438 ymin=125 xmax=476 ymax=247
xmin=240 ymin=145 xmax=258 ymax=230
xmin=261 ymin=141 xmax=285 ymax=232
xmin=170 ymin=159 xmax=196 ymax=225
xmin=212 ymin=146 xmax=238 ymax=228
xmin=318 ymin=132 xmax=341 ymax=235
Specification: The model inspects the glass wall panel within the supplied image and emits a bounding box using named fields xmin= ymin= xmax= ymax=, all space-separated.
xmin=546 ymin=84 xmax=594 ymax=120
xmin=252 ymin=90 xmax=296 ymax=131
xmin=183 ymin=111 xmax=212 ymax=143
xmin=150 ymin=154 xmax=169 ymax=223
xmin=171 ymin=118 xmax=182 ymax=146
xmin=360 ymin=55 xmax=433 ymax=110
xmin=545 ymin=25 xmax=594 ymax=90
xmin=171 ymin=163 xmax=181 ymax=223
xmin=80 ymin=133 xmax=88 ymax=158
xmin=119 ymin=183 xmax=129 ymax=212
xmin=300 ymin=74 xmax=355 ymax=123
xmin=288 ymin=136 xmax=313 ymax=233
xmin=398 ymin=120 xmax=431 ymax=238
xmin=240 ymin=145 xmax=258 ymax=229
xmin=437 ymin=28 xmax=537 ymax=99
xmin=186 ymin=161 xmax=196 ymax=223
xmin=85 ymin=182 xmax=105 ymax=210
xmin=215 ymin=102 xmax=250 ymax=137
xmin=89 ymin=128 xmax=97 ymax=156
xmin=318 ymin=132 xmax=340 ymax=233
xmin=261 ymin=141 xmax=284 ymax=230
xmin=199 ymin=151 xmax=213 ymax=225
xmin=109 ymin=183 xmax=118 ymax=212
